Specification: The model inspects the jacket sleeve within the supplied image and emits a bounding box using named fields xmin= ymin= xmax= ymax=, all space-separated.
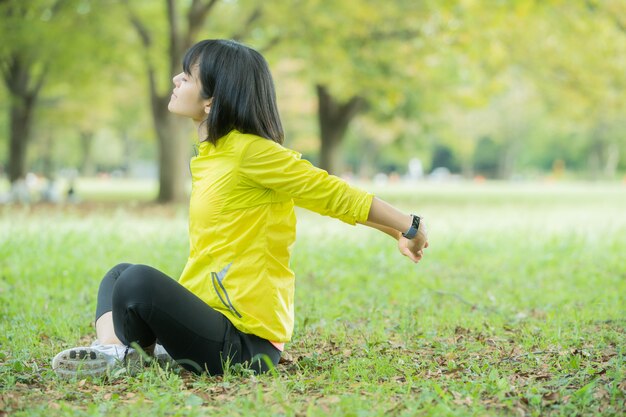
xmin=239 ymin=138 xmax=374 ymax=225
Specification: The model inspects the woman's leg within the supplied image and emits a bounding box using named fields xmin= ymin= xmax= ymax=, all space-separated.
xmin=52 ymin=264 xmax=136 ymax=378
xmin=110 ymin=264 xmax=280 ymax=374
xmin=94 ymin=263 xmax=133 ymax=345
xmin=95 ymin=313 xmax=120 ymax=345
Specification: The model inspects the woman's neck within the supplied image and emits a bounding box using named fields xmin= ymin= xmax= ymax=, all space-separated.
xmin=194 ymin=120 xmax=207 ymax=142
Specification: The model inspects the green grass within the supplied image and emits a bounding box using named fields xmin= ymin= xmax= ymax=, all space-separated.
xmin=1 ymin=181 xmax=625 ymax=416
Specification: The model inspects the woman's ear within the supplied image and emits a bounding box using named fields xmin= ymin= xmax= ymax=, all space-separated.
xmin=204 ymin=98 xmax=213 ymax=115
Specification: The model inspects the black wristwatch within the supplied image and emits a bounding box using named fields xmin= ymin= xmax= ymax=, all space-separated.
xmin=402 ymin=215 xmax=421 ymax=239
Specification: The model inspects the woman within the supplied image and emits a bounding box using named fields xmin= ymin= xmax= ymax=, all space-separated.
xmin=52 ymin=39 xmax=428 ymax=378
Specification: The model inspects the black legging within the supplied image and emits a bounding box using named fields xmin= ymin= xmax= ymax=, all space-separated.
xmin=95 ymin=263 xmax=281 ymax=375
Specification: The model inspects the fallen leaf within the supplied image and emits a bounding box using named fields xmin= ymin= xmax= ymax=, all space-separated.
xmin=278 ymin=351 xmax=293 ymax=364
xmin=593 ymin=387 xmax=609 ymax=400
xmin=184 ymin=394 xmax=204 ymax=407
xmin=542 ymin=391 xmax=560 ymax=404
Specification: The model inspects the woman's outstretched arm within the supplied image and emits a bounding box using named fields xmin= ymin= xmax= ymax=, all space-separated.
xmin=361 ymin=197 xmax=429 ymax=263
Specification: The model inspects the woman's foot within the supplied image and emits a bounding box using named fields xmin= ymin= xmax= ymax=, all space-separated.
xmin=52 ymin=342 xmax=176 ymax=378
xmin=51 ymin=346 xmax=123 ymax=378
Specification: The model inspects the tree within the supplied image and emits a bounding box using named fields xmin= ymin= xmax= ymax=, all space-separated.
xmin=277 ymin=0 xmax=444 ymax=174
xmin=405 ymin=0 xmax=626 ymax=179
xmin=0 ymin=0 xmax=56 ymax=185
xmin=0 ymin=0 xmax=124 ymax=187
xmin=316 ymin=85 xmax=365 ymax=175
xmin=494 ymin=0 xmax=626 ymax=178
xmin=123 ymin=0 xmax=278 ymax=203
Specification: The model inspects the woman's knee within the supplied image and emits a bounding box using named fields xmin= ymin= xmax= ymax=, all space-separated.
xmin=99 ymin=263 xmax=134 ymax=289
xmin=112 ymin=264 xmax=160 ymax=304
xmin=109 ymin=263 xmax=134 ymax=277
xmin=115 ymin=264 xmax=157 ymax=289
xmin=110 ymin=265 xmax=172 ymax=347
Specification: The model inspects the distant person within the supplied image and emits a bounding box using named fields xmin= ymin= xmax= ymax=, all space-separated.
xmin=66 ymin=180 xmax=79 ymax=204
xmin=408 ymin=158 xmax=424 ymax=180
xmin=9 ymin=176 xmax=31 ymax=204
xmin=41 ymin=177 xmax=61 ymax=204
xmin=52 ymin=39 xmax=429 ymax=378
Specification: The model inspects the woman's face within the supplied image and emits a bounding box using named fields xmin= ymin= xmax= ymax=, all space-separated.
xmin=168 ymin=68 xmax=211 ymax=121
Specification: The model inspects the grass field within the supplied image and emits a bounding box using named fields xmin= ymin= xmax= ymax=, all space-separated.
xmin=0 ymin=181 xmax=625 ymax=416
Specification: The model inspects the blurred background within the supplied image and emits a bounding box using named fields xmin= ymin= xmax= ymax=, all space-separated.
xmin=1 ymin=0 xmax=625 ymax=204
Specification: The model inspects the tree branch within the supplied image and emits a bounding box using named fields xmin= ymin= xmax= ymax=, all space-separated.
xmin=5 ymin=53 xmax=28 ymax=96
xmin=0 ymin=53 xmax=14 ymax=87
xmin=122 ymin=1 xmax=160 ymax=108
xmin=339 ymin=96 xmax=366 ymax=123
xmin=347 ymin=28 xmax=421 ymax=49
xmin=167 ymin=0 xmax=181 ymax=75
xmin=258 ymin=35 xmax=282 ymax=54
xmin=31 ymin=62 xmax=49 ymax=97
xmin=231 ymin=6 xmax=263 ymax=42
xmin=127 ymin=7 xmax=152 ymax=48
xmin=185 ymin=0 xmax=220 ymax=48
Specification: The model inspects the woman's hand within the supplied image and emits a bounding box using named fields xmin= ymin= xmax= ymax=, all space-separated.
xmin=362 ymin=198 xmax=429 ymax=263
xmin=398 ymin=221 xmax=428 ymax=263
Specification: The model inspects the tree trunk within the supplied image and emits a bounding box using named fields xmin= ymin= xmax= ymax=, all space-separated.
xmin=461 ymin=159 xmax=474 ymax=179
xmin=128 ymin=0 xmax=221 ymax=203
xmin=604 ymin=141 xmax=619 ymax=178
xmin=586 ymin=122 xmax=621 ymax=180
xmin=3 ymin=52 xmax=46 ymax=184
xmin=7 ymin=93 xmax=36 ymax=182
xmin=587 ymin=140 xmax=619 ymax=180
xmin=316 ymin=84 xmax=364 ymax=174
xmin=2 ymin=3 xmax=46 ymax=185
xmin=41 ymin=132 xmax=55 ymax=179
xmin=79 ymin=130 xmax=96 ymax=177
xmin=319 ymin=130 xmax=343 ymax=175
xmin=497 ymin=140 xmax=521 ymax=179
xmin=152 ymin=99 xmax=190 ymax=203
xmin=120 ymin=129 xmax=132 ymax=177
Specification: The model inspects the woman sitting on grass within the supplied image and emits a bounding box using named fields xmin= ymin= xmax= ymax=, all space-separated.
xmin=52 ymin=39 xmax=429 ymax=378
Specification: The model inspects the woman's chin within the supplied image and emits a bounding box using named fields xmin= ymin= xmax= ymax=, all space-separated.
xmin=167 ymin=103 xmax=179 ymax=114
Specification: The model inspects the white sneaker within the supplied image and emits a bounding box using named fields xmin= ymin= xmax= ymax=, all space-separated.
xmin=52 ymin=341 xmax=178 ymax=378
xmin=52 ymin=342 xmax=138 ymax=379
xmin=90 ymin=340 xmax=131 ymax=359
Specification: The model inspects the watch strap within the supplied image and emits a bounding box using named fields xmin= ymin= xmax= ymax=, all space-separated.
xmin=402 ymin=215 xmax=421 ymax=239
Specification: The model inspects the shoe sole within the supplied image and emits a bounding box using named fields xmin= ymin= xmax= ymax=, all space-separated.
xmin=52 ymin=346 xmax=177 ymax=378
xmin=52 ymin=347 xmax=117 ymax=379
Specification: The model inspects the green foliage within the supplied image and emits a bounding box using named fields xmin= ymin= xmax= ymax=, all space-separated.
xmin=1 ymin=183 xmax=625 ymax=416
xmin=473 ymin=137 xmax=500 ymax=178
xmin=430 ymin=144 xmax=461 ymax=173
xmin=1 ymin=0 xmax=625 ymax=181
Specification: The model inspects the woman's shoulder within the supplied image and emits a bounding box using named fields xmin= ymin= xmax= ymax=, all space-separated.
xmin=230 ymin=130 xmax=294 ymax=155
xmin=230 ymin=130 xmax=275 ymax=146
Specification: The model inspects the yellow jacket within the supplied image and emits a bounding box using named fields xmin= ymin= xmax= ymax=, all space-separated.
xmin=178 ymin=130 xmax=374 ymax=342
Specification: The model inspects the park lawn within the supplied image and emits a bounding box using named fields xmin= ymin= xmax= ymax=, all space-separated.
xmin=0 ymin=181 xmax=624 ymax=416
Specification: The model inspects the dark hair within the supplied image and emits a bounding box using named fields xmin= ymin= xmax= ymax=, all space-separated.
xmin=183 ymin=39 xmax=284 ymax=145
